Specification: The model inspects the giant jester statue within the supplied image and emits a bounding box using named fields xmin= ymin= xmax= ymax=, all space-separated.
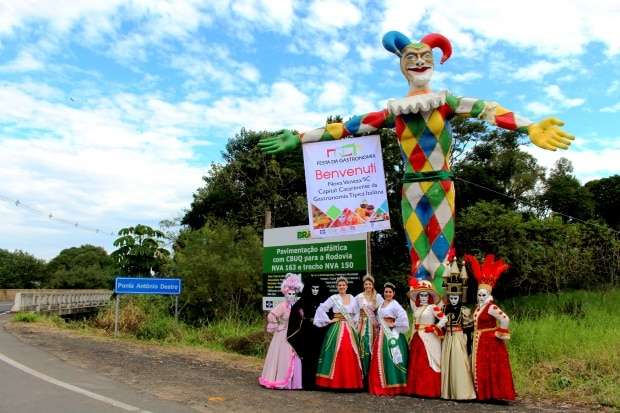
xmin=258 ymin=31 xmax=574 ymax=292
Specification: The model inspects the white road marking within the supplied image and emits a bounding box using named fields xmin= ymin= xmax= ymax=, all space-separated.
xmin=0 ymin=311 xmax=10 ymax=316
xmin=0 ymin=351 xmax=153 ymax=413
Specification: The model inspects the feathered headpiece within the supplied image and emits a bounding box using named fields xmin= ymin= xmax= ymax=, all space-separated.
xmin=382 ymin=31 xmax=452 ymax=63
xmin=281 ymin=273 xmax=304 ymax=295
xmin=463 ymin=254 xmax=510 ymax=293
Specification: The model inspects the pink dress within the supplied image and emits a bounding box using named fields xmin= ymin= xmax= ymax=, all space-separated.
xmin=259 ymin=301 xmax=302 ymax=389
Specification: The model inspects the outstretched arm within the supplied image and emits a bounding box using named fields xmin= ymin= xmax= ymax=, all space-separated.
xmin=448 ymin=95 xmax=575 ymax=151
xmin=258 ymin=109 xmax=394 ymax=154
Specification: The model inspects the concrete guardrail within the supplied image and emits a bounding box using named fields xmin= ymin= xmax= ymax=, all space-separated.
xmin=11 ymin=290 xmax=113 ymax=315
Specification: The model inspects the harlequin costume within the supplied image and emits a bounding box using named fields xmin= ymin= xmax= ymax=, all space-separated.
xmin=313 ymin=292 xmax=363 ymax=389
xmin=368 ymin=294 xmax=409 ymax=396
xmin=259 ymin=274 xmax=304 ymax=389
xmin=287 ymin=277 xmax=330 ymax=390
xmin=355 ymin=277 xmax=384 ymax=379
xmin=465 ymin=254 xmax=516 ymax=401
xmin=405 ymin=279 xmax=447 ymax=397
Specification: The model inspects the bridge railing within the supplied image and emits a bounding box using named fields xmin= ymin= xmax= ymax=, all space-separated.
xmin=11 ymin=290 xmax=113 ymax=315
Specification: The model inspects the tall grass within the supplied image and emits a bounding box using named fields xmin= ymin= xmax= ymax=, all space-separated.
xmin=505 ymin=289 xmax=620 ymax=407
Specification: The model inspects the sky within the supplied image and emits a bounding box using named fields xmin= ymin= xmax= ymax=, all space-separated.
xmin=1 ymin=0 xmax=619 ymax=260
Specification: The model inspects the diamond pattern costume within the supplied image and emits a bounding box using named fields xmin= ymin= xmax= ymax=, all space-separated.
xmin=299 ymin=93 xmax=530 ymax=292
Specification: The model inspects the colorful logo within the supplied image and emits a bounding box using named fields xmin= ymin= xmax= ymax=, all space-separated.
xmin=326 ymin=143 xmax=360 ymax=158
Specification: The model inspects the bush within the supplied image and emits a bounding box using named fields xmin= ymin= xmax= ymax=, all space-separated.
xmin=136 ymin=317 xmax=182 ymax=341
xmin=12 ymin=312 xmax=41 ymax=322
xmin=95 ymin=298 xmax=146 ymax=334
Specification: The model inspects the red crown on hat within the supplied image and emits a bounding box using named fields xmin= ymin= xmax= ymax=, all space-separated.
xmin=463 ymin=254 xmax=509 ymax=292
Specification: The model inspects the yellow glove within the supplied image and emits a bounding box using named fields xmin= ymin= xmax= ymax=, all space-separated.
xmin=527 ymin=117 xmax=575 ymax=151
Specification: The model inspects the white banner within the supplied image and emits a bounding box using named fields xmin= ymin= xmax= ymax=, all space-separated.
xmin=303 ymin=135 xmax=391 ymax=238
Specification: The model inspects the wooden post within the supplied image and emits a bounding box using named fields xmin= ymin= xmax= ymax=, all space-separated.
xmin=114 ymin=294 xmax=120 ymax=337
xmin=264 ymin=207 xmax=272 ymax=229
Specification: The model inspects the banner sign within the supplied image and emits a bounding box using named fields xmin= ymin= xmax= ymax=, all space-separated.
xmin=262 ymin=225 xmax=366 ymax=310
xmin=303 ymin=135 xmax=391 ymax=238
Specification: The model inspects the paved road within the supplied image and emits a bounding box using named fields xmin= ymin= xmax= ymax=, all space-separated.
xmin=0 ymin=315 xmax=196 ymax=413
xmin=0 ymin=301 xmax=13 ymax=314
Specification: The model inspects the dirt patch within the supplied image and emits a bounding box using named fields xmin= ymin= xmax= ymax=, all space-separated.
xmin=4 ymin=322 xmax=596 ymax=413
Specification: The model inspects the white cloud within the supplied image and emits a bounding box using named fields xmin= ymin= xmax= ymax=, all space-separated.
xmin=306 ymin=0 xmax=362 ymax=31
xmin=451 ymin=71 xmax=482 ymax=83
xmin=513 ymin=61 xmax=569 ymax=81
xmin=203 ymin=81 xmax=329 ymax=133
xmin=607 ymin=80 xmax=620 ymax=95
xmin=317 ymin=81 xmax=347 ymax=108
xmin=600 ymin=102 xmax=620 ymax=112
xmin=525 ymin=101 xmax=555 ymax=116
xmin=0 ymin=51 xmax=45 ymax=72
xmin=544 ymin=85 xmax=585 ymax=108
xmin=523 ymin=136 xmax=620 ymax=183
xmin=378 ymin=0 xmax=620 ymax=57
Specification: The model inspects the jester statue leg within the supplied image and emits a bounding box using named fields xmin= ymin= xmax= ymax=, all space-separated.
xmin=402 ymin=179 xmax=455 ymax=292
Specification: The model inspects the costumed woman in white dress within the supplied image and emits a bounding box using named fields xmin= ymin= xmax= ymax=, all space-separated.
xmin=368 ymin=282 xmax=409 ymax=396
xmin=259 ymin=273 xmax=304 ymax=389
xmin=356 ymin=275 xmax=383 ymax=380
xmin=314 ymin=276 xmax=363 ymax=390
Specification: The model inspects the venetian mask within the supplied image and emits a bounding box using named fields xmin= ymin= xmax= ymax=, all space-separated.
xmin=286 ymin=291 xmax=297 ymax=303
xmin=477 ymin=288 xmax=490 ymax=304
xmin=418 ymin=291 xmax=429 ymax=305
xmin=311 ymin=285 xmax=320 ymax=296
xmin=448 ymin=294 xmax=460 ymax=306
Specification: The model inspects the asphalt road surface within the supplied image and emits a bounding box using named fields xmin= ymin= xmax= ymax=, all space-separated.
xmin=0 ymin=314 xmax=195 ymax=413
xmin=0 ymin=301 xmax=13 ymax=314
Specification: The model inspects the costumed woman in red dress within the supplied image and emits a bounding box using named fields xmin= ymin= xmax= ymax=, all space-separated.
xmin=313 ymin=276 xmax=363 ymax=390
xmin=406 ymin=279 xmax=447 ymax=397
xmin=464 ymin=254 xmax=516 ymax=401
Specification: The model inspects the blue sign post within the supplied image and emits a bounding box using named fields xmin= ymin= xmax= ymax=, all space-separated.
xmin=114 ymin=277 xmax=182 ymax=337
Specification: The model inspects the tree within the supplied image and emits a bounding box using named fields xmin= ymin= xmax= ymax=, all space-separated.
xmin=170 ymin=221 xmax=263 ymax=323
xmin=0 ymin=249 xmax=48 ymax=288
xmin=111 ymin=225 xmax=170 ymax=276
xmin=540 ymin=158 xmax=595 ymax=222
xmin=46 ymin=245 xmax=114 ymax=289
xmin=585 ymin=175 xmax=620 ymax=230
xmin=453 ymin=121 xmax=545 ymax=215
xmin=182 ymin=128 xmax=307 ymax=231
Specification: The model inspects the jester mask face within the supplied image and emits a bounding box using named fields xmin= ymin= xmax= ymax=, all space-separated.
xmin=286 ymin=291 xmax=297 ymax=303
xmin=400 ymin=44 xmax=434 ymax=89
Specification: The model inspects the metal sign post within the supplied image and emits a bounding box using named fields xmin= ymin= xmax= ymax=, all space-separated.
xmin=113 ymin=277 xmax=182 ymax=337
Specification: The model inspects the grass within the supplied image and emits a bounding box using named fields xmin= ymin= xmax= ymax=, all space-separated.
xmin=504 ymin=288 xmax=620 ymax=408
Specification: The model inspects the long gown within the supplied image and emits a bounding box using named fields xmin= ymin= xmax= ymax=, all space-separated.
xmin=314 ymin=294 xmax=363 ymax=390
xmin=406 ymin=301 xmax=447 ymax=397
xmin=368 ymin=299 xmax=409 ymax=396
xmin=287 ymin=280 xmax=329 ymax=390
xmin=259 ymin=300 xmax=302 ymax=389
xmin=441 ymin=304 xmax=476 ymax=400
xmin=472 ymin=298 xmax=516 ymax=400
xmin=355 ymin=292 xmax=383 ymax=379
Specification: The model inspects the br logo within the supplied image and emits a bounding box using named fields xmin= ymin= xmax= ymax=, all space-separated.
xmin=297 ymin=230 xmax=311 ymax=239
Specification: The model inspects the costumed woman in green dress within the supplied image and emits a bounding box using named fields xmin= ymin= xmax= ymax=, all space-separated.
xmin=368 ymin=282 xmax=409 ymax=396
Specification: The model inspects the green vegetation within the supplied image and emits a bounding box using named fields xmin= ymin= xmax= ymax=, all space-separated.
xmin=12 ymin=312 xmax=42 ymax=322
xmin=505 ymin=289 xmax=620 ymax=408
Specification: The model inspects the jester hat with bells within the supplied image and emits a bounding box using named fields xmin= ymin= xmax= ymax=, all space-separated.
xmin=463 ymin=254 xmax=510 ymax=293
